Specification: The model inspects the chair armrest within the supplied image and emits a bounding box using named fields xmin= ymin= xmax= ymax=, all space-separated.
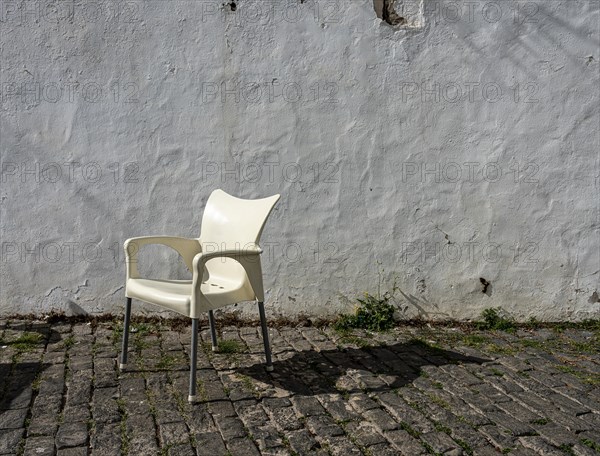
xmin=190 ymin=247 xmax=264 ymax=317
xmin=191 ymin=247 xmax=263 ymax=266
xmin=124 ymin=236 xmax=201 ymax=279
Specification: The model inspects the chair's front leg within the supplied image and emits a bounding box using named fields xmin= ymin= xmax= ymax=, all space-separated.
xmin=120 ymin=297 xmax=132 ymax=371
xmin=258 ymin=301 xmax=274 ymax=372
xmin=208 ymin=310 xmax=218 ymax=352
xmin=188 ymin=318 xmax=199 ymax=403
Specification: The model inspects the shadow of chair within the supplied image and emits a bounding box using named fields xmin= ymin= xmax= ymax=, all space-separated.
xmin=238 ymin=339 xmax=491 ymax=396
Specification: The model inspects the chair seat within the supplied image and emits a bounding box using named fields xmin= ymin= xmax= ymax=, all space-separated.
xmin=126 ymin=276 xmax=253 ymax=316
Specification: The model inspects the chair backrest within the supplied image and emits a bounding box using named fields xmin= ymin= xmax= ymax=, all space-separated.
xmin=200 ymin=189 xmax=280 ymax=249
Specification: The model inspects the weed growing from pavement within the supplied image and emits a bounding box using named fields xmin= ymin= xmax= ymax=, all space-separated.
xmin=530 ymin=417 xmax=550 ymax=425
xmin=203 ymin=339 xmax=247 ymax=354
xmin=334 ymin=291 xmax=397 ymax=332
xmin=1 ymin=332 xmax=45 ymax=352
xmin=476 ymin=308 xmax=516 ymax=332
xmin=581 ymin=438 xmax=600 ymax=452
xmin=334 ymin=266 xmax=399 ymax=333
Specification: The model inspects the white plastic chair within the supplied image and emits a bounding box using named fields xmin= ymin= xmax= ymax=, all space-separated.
xmin=120 ymin=189 xmax=280 ymax=402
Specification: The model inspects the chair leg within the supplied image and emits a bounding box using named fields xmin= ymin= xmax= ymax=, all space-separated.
xmin=188 ymin=318 xmax=199 ymax=403
xmin=120 ymin=297 xmax=132 ymax=371
xmin=208 ymin=310 xmax=218 ymax=352
xmin=258 ymin=301 xmax=274 ymax=372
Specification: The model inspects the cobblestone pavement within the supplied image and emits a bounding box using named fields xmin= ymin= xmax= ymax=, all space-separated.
xmin=1 ymin=318 xmax=599 ymax=456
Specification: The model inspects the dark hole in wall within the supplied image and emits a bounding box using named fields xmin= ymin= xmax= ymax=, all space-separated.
xmin=375 ymin=0 xmax=408 ymax=26
xmin=480 ymin=278 xmax=492 ymax=296
xmin=225 ymin=1 xmax=236 ymax=12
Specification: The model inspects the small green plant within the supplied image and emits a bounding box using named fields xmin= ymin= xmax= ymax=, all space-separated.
xmin=476 ymin=308 xmax=516 ymax=332
xmin=429 ymin=395 xmax=450 ymax=409
xmin=335 ymin=266 xmax=399 ymax=332
xmin=530 ymin=417 xmax=550 ymax=425
xmin=9 ymin=332 xmax=44 ymax=351
xmin=63 ymin=335 xmax=75 ymax=349
xmin=580 ymin=438 xmax=600 ymax=452
xmin=520 ymin=339 xmax=544 ymax=349
xmin=236 ymin=374 xmax=254 ymax=389
xmin=462 ymin=334 xmax=488 ymax=347
xmin=490 ymin=368 xmax=505 ymax=377
xmin=454 ymin=438 xmax=474 ymax=456
xmin=559 ymin=443 xmax=575 ymax=456
xmin=334 ymin=291 xmax=396 ymax=332
xmin=157 ymin=354 xmax=177 ymax=369
xmin=434 ymin=422 xmax=451 ymax=434
xmin=116 ymin=398 xmax=129 ymax=455
xmin=202 ymin=339 xmax=246 ymax=355
xmin=399 ymin=422 xmax=420 ymax=439
xmin=338 ymin=334 xmax=373 ymax=349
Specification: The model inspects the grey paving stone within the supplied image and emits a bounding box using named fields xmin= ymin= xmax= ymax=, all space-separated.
xmin=61 ymin=405 xmax=90 ymax=423
xmin=0 ymin=387 xmax=33 ymax=410
xmin=225 ymin=438 xmax=261 ymax=456
xmin=0 ymin=428 xmax=23 ymax=454
xmin=264 ymin=402 xmax=303 ymax=431
xmin=167 ymin=443 xmax=195 ymax=456
xmin=56 ymin=448 xmax=88 ymax=456
xmin=533 ymin=422 xmax=579 ymax=448
xmin=55 ymin=422 xmax=88 ymax=449
xmin=159 ymin=421 xmax=189 ymax=446
xmin=420 ymin=431 xmax=463 ymax=454
xmin=286 ymin=428 xmax=323 ymax=454
xmin=305 ymin=415 xmax=344 ymax=438
xmin=290 ymin=396 xmax=326 ymax=417
xmin=345 ymin=421 xmax=387 ymax=447
xmin=194 ymin=431 xmax=228 ymax=454
xmin=485 ymin=409 xmax=536 ymax=436
xmin=324 ymin=436 xmax=363 ymax=456
xmin=128 ymin=434 xmax=160 ymax=453
xmin=363 ymin=407 xmax=400 ymax=432
xmin=27 ymin=414 xmax=59 ymax=437
xmin=248 ymin=423 xmax=284 ymax=452
xmin=365 ymin=442 xmax=403 ymax=456
xmin=90 ymin=422 xmax=120 ymax=456
xmin=0 ymin=408 xmax=28 ymax=429
xmin=23 ymin=436 xmax=55 ymax=456
xmin=214 ymin=415 xmax=247 ymax=440
xmin=518 ymin=436 xmax=564 ymax=455
xmin=572 ymin=443 xmax=599 ymax=456
xmin=318 ymin=394 xmax=361 ymax=422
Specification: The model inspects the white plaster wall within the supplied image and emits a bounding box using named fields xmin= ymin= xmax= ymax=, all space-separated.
xmin=0 ymin=0 xmax=598 ymax=320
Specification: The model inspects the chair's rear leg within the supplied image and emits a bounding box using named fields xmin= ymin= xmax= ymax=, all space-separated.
xmin=258 ymin=301 xmax=274 ymax=372
xmin=120 ymin=297 xmax=132 ymax=371
xmin=208 ymin=310 xmax=218 ymax=352
xmin=188 ymin=318 xmax=199 ymax=403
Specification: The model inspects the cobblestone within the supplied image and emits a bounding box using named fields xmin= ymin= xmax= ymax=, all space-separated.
xmin=0 ymin=318 xmax=598 ymax=455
